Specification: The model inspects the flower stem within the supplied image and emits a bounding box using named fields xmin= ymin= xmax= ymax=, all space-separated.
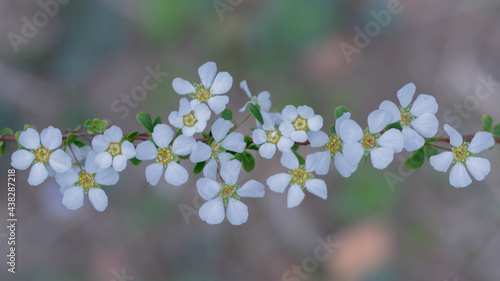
xmin=68 ymin=143 xmax=83 ymax=170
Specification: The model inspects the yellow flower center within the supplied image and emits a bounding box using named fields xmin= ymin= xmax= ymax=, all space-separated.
xmin=266 ymin=130 xmax=281 ymax=144
xmin=79 ymin=173 xmax=95 ymax=189
xmin=157 ymin=148 xmax=174 ymax=164
xmin=107 ymin=142 xmax=122 ymax=157
xmin=35 ymin=146 xmax=51 ymax=163
xmin=293 ymin=117 xmax=308 ymax=131
xmin=219 ymin=184 xmax=237 ymax=199
xmin=211 ymin=142 xmax=221 ymax=158
xmin=452 ymin=145 xmax=470 ymax=163
xmin=183 ymin=113 xmax=198 ymax=127
xmin=400 ymin=109 xmax=414 ymax=126
xmin=291 ymin=167 xmax=310 ymax=185
xmin=326 ymin=135 xmax=342 ymax=155
xmin=361 ymin=133 xmax=377 ymax=150
xmin=195 ymin=88 xmax=211 ymax=102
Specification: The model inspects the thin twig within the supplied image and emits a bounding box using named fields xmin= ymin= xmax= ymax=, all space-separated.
xmin=67 ymin=143 xmax=83 ymax=170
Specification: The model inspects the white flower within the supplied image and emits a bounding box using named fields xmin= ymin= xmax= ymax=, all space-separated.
xmin=59 ymin=151 xmax=119 ymax=212
xmin=11 ymin=126 xmax=72 ymax=186
xmin=252 ymin=118 xmax=294 ymax=159
xmin=168 ymin=98 xmax=211 ymax=136
xmin=308 ymin=112 xmax=361 ymax=177
xmin=238 ymin=80 xmax=272 ymax=112
xmin=197 ymin=159 xmax=265 ymax=225
xmin=279 ymin=105 xmax=323 ymax=143
xmin=172 ymin=61 xmax=233 ymax=114
xmin=267 ymin=152 xmax=327 ymax=208
xmin=189 ymin=118 xmax=246 ymax=179
xmin=92 ymin=126 xmax=136 ymax=172
xmin=341 ymin=109 xmax=404 ymax=170
xmin=47 ymin=143 xmax=91 ymax=177
xmin=430 ymin=124 xmax=494 ymax=188
xmin=379 ymin=83 xmax=439 ymax=151
xmin=135 ymin=124 xmax=195 ymax=186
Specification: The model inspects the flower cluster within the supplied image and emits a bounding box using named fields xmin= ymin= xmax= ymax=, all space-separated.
xmin=7 ymin=62 xmax=497 ymax=225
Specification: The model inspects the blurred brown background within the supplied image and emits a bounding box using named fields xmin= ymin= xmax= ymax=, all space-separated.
xmin=0 ymin=0 xmax=500 ymax=280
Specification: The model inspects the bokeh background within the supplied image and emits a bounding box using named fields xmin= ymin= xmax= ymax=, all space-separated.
xmin=1 ymin=0 xmax=500 ymax=280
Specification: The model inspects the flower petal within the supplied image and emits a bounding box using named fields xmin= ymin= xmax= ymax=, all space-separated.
xmin=279 ymin=122 xmax=295 ymax=137
xmin=378 ymin=100 xmax=400 ymax=123
xmin=121 ymin=141 xmax=136 ymax=159
xmin=104 ymin=126 xmax=123 ymax=143
xmin=342 ymin=142 xmax=364 ymax=167
xmin=91 ymin=135 xmax=109 ymax=153
xmin=281 ymin=152 xmax=299 ymax=170
xmin=377 ymin=128 xmax=404 ymax=153
xmin=307 ymin=131 xmax=329 ymax=148
xmin=11 ymin=149 xmax=35 ymax=170
xmin=40 ymin=126 xmax=62 ymax=150
xmin=190 ymin=142 xmax=212 ymax=163
xmin=466 ymin=157 xmax=490 ymax=181
xmin=410 ymin=112 xmax=439 ymax=138
xmin=55 ymin=167 xmax=79 ymax=187
xmin=194 ymin=103 xmax=211 ymax=121
xmin=172 ymin=78 xmax=195 ymax=95
xmin=182 ymin=126 xmax=196 ymax=137
xmin=207 ymin=95 xmax=229 ymax=114
xmin=62 ymin=186 xmax=84 ymax=210
xmin=370 ymin=147 xmax=394 ymax=170
xmin=95 ymin=167 xmax=119 ymax=185
xmin=203 ymin=158 xmax=218 ymax=180
xmin=165 ymin=162 xmax=188 ymax=186
xmin=297 ymin=105 xmax=314 ymax=119
xmin=449 ymin=163 xmax=472 ymax=188
xmin=338 ymin=119 xmax=364 ymax=143
xmin=312 ymin=151 xmax=331 ymax=176
xmin=410 ymin=94 xmax=438 ymax=116
xmin=48 ymin=149 xmax=72 ymax=173
xmin=252 ymin=129 xmax=267 ymax=145
xmin=84 ymin=151 xmax=100 ymax=174
xmin=444 ymin=124 xmax=463 ymax=147
xmin=210 ymin=72 xmax=233 ymax=95
xmin=196 ymin=177 xmax=221 ymax=200
xmin=238 ymin=180 xmax=265 ymax=198
xmin=367 ymin=109 xmax=393 ymax=133
xmin=397 ymin=82 xmax=416 ymax=108
xmin=95 ymin=151 xmax=113 ymax=169
xmin=168 ymin=111 xmax=183 ymax=128
xmin=277 ymin=137 xmax=294 ymax=152
xmin=226 ymin=199 xmax=248 ymax=225
xmin=281 ymin=105 xmax=298 ymax=122
xmin=291 ymin=131 xmax=308 ymax=143
xmin=257 ymin=91 xmax=272 ymax=111
xmin=88 ymin=188 xmax=108 ymax=212
xmin=28 ymin=162 xmax=48 ymax=186
xmin=307 ymin=115 xmax=323 ymax=131
xmin=402 ymin=126 xmax=425 ymax=152
xmin=305 ymin=179 xmax=327 ymax=199
xmin=178 ymin=97 xmax=192 ymax=116
xmin=468 ymin=131 xmax=494 ymax=154
xmin=135 ymin=141 xmax=158 ymax=160
xmin=334 ymin=152 xmax=357 ymax=178
xmin=112 ymin=154 xmax=128 ymax=172
xmin=287 ymin=184 xmax=305 ymax=208
xmin=152 ymin=124 xmax=174 ymax=149
xmin=222 ymin=132 xmax=246 ymax=153
xmin=220 ymin=160 xmax=241 ymax=186
xmin=212 ymin=118 xmax=233 ymax=142
xmin=199 ymin=198 xmax=225 ymax=225
xmin=267 ymin=173 xmax=292 ymax=193
xmin=198 ymin=62 xmax=217 ymax=88
xmin=429 ymin=151 xmax=453 ymax=172
xmin=172 ymin=135 xmax=195 ymax=156
xmin=240 ymin=80 xmax=252 ymax=98
xmin=259 ymin=143 xmax=276 ymax=159
xmin=145 ymin=163 xmax=163 ymax=186
xmin=19 ymin=128 xmax=40 ymax=150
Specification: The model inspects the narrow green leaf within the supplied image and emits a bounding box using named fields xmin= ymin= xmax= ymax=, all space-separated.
xmin=0 ymin=141 xmax=5 ymax=157
xmin=492 ymin=123 xmax=500 ymax=138
xmin=482 ymin=114 xmax=493 ymax=131
xmin=66 ymin=133 xmax=79 ymax=145
xmin=153 ymin=115 xmax=162 ymax=127
xmin=248 ymin=103 xmax=264 ymax=125
xmin=425 ymin=136 xmax=438 ymax=143
xmin=126 ymin=131 xmax=140 ymax=142
xmin=136 ymin=112 xmax=154 ymax=132
xmin=385 ymin=122 xmax=402 ymax=131
xmin=242 ymin=152 xmax=255 ymax=172
xmin=231 ymin=153 xmax=244 ymax=161
xmin=193 ymin=161 xmax=206 ymax=174
xmin=221 ymin=108 xmax=233 ymax=121
xmin=423 ymin=145 xmax=439 ymax=160
xmin=334 ymin=106 xmax=350 ymax=119
xmin=73 ymin=140 xmax=86 ymax=148
xmin=293 ymin=151 xmax=305 ymax=166
xmin=247 ymin=144 xmax=259 ymax=150
xmin=404 ymin=147 xmax=425 ymax=169
xmin=174 ymin=129 xmax=182 ymax=140
xmin=0 ymin=128 xmax=14 ymax=137
xmin=329 ymin=125 xmax=336 ymax=134
xmin=291 ymin=144 xmax=299 ymax=151
xmin=129 ymin=157 xmax=142 ymax=165
xmin=244 ymin=135 xmax=251 ymax=147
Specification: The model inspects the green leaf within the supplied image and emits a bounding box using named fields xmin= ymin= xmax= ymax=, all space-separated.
xmin=244 ymin=135 xmax=251 ymax=147
xmin=291 ymin=144 xmax=299 ymax=151
xmin=129 ymin=157 xmax=142 ymax=165
xmin=425 ymin=136 xmax=438 ymax=143
xmin=492 ymin=123 xmax=500 ymax=138
xmin=423 ymin=145 xmax=439 ymax=160
xmin=66 ymin=133 xmax=79 ymax=145
xmin=221 ymin=108 xmax=233 ymax=121
xmin=248 ymin=103 xmax=264 ymax=125
xmin=126 ymin=131 xmax=140 ymax=142
xmin=85 ymin=119 xmax=108 ymax=134
xmin=293 ymin=151 xmax=305 ymax=166
xmin=73 ymin=140 xmax=86 ymax=148
xmin=404 ymin=147 xmax=425 ymax=169
xmin=0 ymin=141 xmax=5 ymax=157
xmin=136 ymin=112 xmax=154 ymax=132
xmin=193 ymin=161 xmax=206 ymax=174
xmin=153 ymin=115 xmax=162 ymax=127
xmin=242 ymin=152 xmax=255 ymax=172
xmin=247 ymin=144 xmax=259 ymax=150
xmin=482 ymin=114 xmax=493 ymax=131
xmin=334 ymin=106 xmax=350 ymax=119
xmin=0 ymin=128 xmax=14 ymax=137
xmin=385 ymin=122 xmax=402 ymax=131
xmin=329 ymin=125 xmax=336 ymax=134
xmin=174 ymin=129 xmax=182 ymax=140
xmin=231 ymin=153 xmax=244 ymax=161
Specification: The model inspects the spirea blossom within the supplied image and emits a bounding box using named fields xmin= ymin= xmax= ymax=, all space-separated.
xmin=92 ymin=126 xmax=136 ymax=172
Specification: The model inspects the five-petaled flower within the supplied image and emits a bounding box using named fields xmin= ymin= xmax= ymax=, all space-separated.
xmin=92 ymin=126 xmax=136 ymax=172
xmin=379 ymin=83 xmax=439 ymax=151
xmin=11 ymin=126 xmax=72 ymax=186
xmin=430 ymin=124 xmax=494 ymax=188
xmin=172 ymin=62 xmax=233 ymax=114
xmin=135 ymin=124 xmax=195 ymax=186
xmin=197 ymin=159 xmax=265 ymax=225
xmin=279 ymin=105 xmax=323 ymax=143
xmin=252 ymin=117 xmax=294 ymax=159
xmin=169 ymin=98 xmax=211 ymax=136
